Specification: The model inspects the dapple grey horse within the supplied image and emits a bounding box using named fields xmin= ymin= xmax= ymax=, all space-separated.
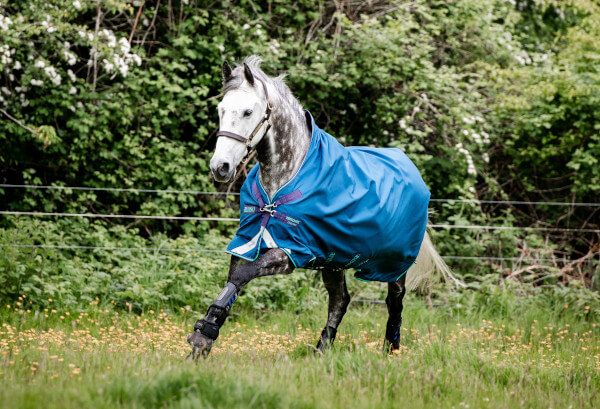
xmin=188 ymin=56 xmax=459 ymax=359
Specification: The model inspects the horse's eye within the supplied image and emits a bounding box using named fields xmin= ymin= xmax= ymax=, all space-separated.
xmin=243 ymin=109 xmax=253 ymax=117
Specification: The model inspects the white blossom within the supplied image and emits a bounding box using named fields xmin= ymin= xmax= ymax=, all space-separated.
xmin=44 ymin=66 xmax=62 ymax=86
xmin=456 ymin=143 xmax=477 ymax=175
xmin=0 ymin=45 xmax=12 ymax=65
xmin=399 ymin=119 xmax=407 ymax=129
xmin=73 ymin=0 xmax=82 ymax=10
xmin=67 ymin=69 xmax=77 ymax=82
xmin=64 ymin=50 xmax=77 ymax=65
xmin=514 ymin=50 xmax=532 ymax=66
xmin=13 ymin=60 xmax=22 ymax=70
xmin=0 ymin=14 xmax=13 ymax=31
xmin=118 ymin=37 xmax=130 ymax=54
xmin=30 ymin=79 xmax=43 ymax=86
xmin=102 ymin=29 xmax=117 ymax=48
xmin=128 ymin=53 xmax=142 ymax=66
xmin=35 ymin=60 xmax=46 ymax=68
xmin=103 ymin=58 xmax=115 ymax=72
xmin=69 ymin=86 xmax=77 ymax=95
xmin=118 ymin=60 xmax=128 ymax=77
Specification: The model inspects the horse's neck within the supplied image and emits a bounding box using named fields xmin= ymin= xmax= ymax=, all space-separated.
xmin=256 ymin=107 xmax=310 ymax=199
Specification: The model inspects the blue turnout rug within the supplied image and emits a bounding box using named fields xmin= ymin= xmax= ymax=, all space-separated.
xmin=227 ymin=112 xmax=430 ymax=282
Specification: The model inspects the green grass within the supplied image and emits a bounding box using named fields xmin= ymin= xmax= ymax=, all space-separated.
xmin=1 ymin=298 xmax=598 ymax=409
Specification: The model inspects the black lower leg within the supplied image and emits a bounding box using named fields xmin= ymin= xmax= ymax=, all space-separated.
xmin=194 ymin=282 xmax=239 ymax=340
xmin=385 ymin=276 xmax=406 ymax=351
xmin=317 ymin=269 xmax=350 ymax=351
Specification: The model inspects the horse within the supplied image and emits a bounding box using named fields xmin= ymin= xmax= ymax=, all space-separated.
xmin=187 ymin=56 xmax=459 ymax=359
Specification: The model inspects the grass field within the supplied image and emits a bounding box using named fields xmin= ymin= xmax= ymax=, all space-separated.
xmin=1 ymin=297 xmax=598 ymax=409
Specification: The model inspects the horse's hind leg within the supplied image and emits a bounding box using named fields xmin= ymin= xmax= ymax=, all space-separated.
xmin=385 ymin=274 xmax=407 ymax=352
xmin=316 ymin=269 xmax=350 ymax=352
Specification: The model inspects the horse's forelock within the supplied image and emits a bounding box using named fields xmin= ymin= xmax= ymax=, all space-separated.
xmin=221 ymin=57 xmax=302 ymax=131
xmin=222 ymin=55 xmax=278 ymax=97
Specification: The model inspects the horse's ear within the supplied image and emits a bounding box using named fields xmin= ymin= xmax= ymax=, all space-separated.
xmin=222 ymin=61 xmax=233 ymax=82
xmin=243 ymin=63 xmax=255 ymax=86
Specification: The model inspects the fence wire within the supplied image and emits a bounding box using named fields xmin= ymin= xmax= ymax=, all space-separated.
xmin=2 ymin=183 xmax=599 ymax=207
xmin=0 ymin=211 xmax=238 ymax=222
xmin=0 ymin=184 xmax=239 ymax=196
xmin=1 ymin=243 xmax=598 ymax=264
xmin=1 ymin=211 xmax=598 ymax=233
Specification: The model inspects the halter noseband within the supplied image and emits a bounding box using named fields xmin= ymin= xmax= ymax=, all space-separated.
xmin=216 ymin=77 xmax=273 ymax=161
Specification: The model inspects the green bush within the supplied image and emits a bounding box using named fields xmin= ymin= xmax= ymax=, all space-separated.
xmin=1 ymin=0 xmax=599 ymax=310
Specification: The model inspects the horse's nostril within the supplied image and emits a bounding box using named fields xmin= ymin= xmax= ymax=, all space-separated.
xmin=217 ymin=162 xmax=230 ymax=177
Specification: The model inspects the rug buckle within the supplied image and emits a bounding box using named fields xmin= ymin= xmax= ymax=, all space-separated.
xmin=260 ymin=203 xmax=278 ymax=216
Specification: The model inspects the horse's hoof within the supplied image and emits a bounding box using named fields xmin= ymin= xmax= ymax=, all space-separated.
xmin=383 ymin=339 xmax=400 ymax=355
xmin=315 ymin=326 xmax=336 ymax=354
xmin=314 ymin=340 xmax=326 ymax=354
xmin=187 ymin=331 xmax=213 ymax=359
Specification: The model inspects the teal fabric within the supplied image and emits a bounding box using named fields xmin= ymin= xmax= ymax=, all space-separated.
xmin=226 ymin=112 xmax=430 ymax=282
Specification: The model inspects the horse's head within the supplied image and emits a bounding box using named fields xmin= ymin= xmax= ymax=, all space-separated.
xmin=210 ymin=59 xmax=272 ymax=183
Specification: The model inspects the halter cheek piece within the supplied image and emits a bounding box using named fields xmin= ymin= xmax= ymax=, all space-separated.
xmin=216 ymin=77 xmax=273 ymax=162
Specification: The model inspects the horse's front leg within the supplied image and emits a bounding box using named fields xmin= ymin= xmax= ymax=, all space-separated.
xmin=188 ymin=248 xmax=294 ymax=359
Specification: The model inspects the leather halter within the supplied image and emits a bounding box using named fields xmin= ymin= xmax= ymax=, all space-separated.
xmin=216 ymin=77 xmax=273 ymax=161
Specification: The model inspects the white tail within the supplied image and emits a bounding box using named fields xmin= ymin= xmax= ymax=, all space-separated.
xmin=405 ymin=231 xmax=466 ymax=292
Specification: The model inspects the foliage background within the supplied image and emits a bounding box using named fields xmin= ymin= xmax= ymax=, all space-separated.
xmin=0 ymin=0 xmax=599 ymax=313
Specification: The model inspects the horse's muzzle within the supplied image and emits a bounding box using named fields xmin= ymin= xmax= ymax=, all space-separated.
xmin=210 ymin=159 xmax=234 ymax=183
